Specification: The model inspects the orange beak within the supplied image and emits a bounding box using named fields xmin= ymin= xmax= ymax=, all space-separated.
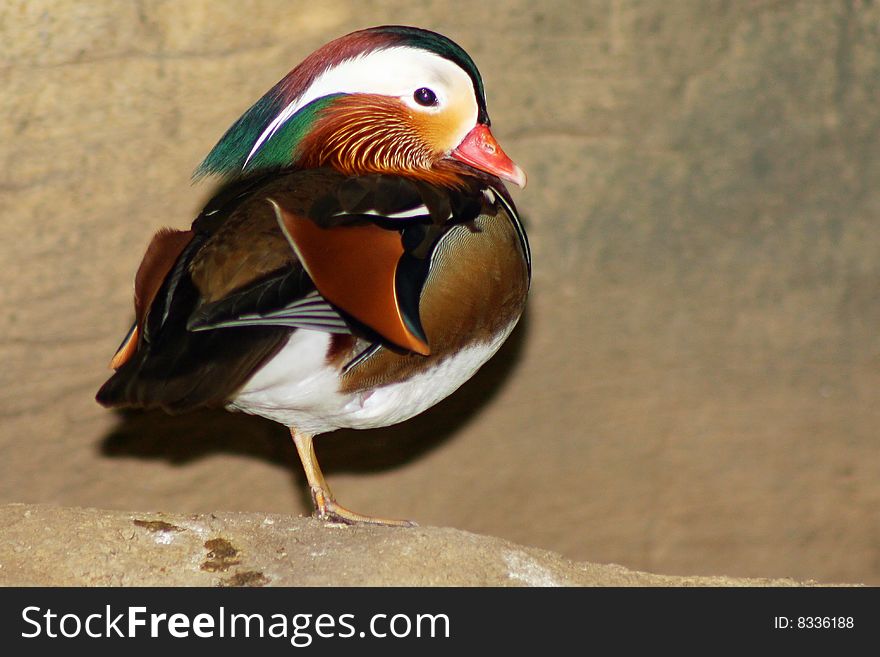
xmin=450 ymin=124 xmax=527 ymax=188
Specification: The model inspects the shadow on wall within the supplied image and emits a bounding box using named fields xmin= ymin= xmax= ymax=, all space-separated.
xmin=99 ymin=309 xmax=530 ymax=501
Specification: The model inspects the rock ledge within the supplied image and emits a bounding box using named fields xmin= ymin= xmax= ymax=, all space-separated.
xmin=0 ymin=504 xmax=821 ymax=586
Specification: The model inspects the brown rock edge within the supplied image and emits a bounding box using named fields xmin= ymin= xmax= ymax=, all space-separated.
xmin=0 ymin=504 xmax=840 ymax=587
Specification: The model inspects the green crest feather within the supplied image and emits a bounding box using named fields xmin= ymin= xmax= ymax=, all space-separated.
xmin=195 ymin=86 xmax=340 ymax=180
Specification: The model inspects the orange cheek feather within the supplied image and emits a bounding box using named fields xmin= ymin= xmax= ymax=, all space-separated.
xmin=412 ymin=97 xmax=472 ymax=156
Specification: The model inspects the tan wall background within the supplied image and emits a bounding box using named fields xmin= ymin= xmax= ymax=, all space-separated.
xmin=2 ymin=0 xmax=878 ymax=584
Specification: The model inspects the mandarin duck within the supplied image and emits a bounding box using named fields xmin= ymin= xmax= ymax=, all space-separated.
xmin=96 ymin=25 xmax=530 ymax=526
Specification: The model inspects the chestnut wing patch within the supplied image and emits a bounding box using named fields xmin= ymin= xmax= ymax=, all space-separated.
xmin=270 ymin=198 xmax=431 ymax=356
xmin=263 ymin=173 xmax=487 ymax=357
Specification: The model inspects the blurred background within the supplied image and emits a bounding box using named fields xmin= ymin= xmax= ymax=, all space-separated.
xmin=1 ymin=0 xmax=878 ymax=584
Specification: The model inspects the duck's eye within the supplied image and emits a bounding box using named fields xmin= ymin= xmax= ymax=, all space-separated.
xmin=413 ymin=87 xmax=438 ymax=107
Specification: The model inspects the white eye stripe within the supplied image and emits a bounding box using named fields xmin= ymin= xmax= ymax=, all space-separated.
xmin=244 ymin=47 xmax=477 ymax=167
xmin=295 ymin=47 xmax=460 ymax=106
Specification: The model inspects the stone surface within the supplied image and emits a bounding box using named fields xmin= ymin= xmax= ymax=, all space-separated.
xmin=0 ymin=504 xmax=817 ymax=587
xmin=1 ymin=1 xmax=879 ymax=586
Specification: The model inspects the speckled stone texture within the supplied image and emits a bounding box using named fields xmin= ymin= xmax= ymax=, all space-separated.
xmin=1 ymin=1 xmax=879 ymax=585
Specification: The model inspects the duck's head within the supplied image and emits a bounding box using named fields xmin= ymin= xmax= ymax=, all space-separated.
xmin=196 ymin=25 xmax=525 ymax=188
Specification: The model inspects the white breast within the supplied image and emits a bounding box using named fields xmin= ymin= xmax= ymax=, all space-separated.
xmin=228 ymin=320 xmax=518 ymax=436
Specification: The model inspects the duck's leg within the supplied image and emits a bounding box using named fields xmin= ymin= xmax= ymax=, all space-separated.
xmin=289 ymin=428 xmax=416 ymax=527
